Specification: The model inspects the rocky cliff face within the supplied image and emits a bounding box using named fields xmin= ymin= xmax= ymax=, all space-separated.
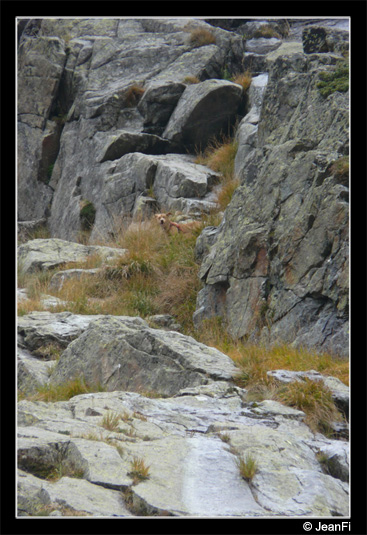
xmin=17 ymin=18 xmax=350 ymax=518
xmin=193 ymin=23 xmax=349 ymax=357
xmin=17 ymin=17 xmax=349 ymax=356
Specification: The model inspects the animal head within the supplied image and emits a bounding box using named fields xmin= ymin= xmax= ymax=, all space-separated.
xmin=154 ymin=213 xmax=172 ymax=227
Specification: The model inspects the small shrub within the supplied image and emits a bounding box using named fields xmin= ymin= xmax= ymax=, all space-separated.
xmin=196 ymin=138 xmax=238 ymax=182
xmin=189 ymin=28 xmax=216 ymax=48
xmin=253 ymin=24 xmax=282 ymax=39
xmin=236 ymin=453 xmax=258 ymax=482
xmin=329 ymin=156 xmax=349 ymax=181
xmin=46 ymin=462 xmax=85 ymax=482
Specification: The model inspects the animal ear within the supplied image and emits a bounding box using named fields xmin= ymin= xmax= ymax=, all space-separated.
xmin=166 ymin=212 xmax=172 ymax=216
xmin=154 ymin=214 xmax=160 ymax=219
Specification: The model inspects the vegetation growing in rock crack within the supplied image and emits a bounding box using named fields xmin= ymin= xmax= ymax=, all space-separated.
xmin=236 ymin=452 xmax=258 ymax=483
xmin=128 ymin=456 xmax=150 ymax=484
xmin=189 ymin=28 xmax=216 ymax=48
xmin=100 ymin=411 xmax=121 ymax=432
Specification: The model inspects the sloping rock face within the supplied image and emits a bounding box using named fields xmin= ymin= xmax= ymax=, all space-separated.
xmin=194 ymin=28 xmax=349 ymax=356
xmin=17 ymin=312 xmax=349 ymax=517
xmin=17 ymin=18 xmax=244 ymax=240
xmin=17 ymin=391 xmax=349 ymax=517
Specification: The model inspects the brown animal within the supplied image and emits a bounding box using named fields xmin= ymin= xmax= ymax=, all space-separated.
xmin=154 ymin=213 xmax=182 ymax=233
xmin=154 ymin=213 xmax=201 ymax=234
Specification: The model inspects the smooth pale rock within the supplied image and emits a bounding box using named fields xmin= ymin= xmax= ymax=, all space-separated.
xmin=71 ymin=438 xmax=133 ymax=489
xmin=18 ymin=238 xmax=128 ymax=274
xmin=245 ymin=37 xmax=282 ymax=54
xmin=43 ymin=477 xmax=130 ymax=516
xmin=126 ymin=435 xmax=266 ymax=516
xmin=17 ymin=384 xmax=349 ymax=517
xmin=18 ymin=348 xmax=56 ymax=395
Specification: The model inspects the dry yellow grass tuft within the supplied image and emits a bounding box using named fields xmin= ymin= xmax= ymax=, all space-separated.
xmin=232 ymin=71 xmax=252 ymax=92
xmin=189 ymin=28 xmax=216 ymax=48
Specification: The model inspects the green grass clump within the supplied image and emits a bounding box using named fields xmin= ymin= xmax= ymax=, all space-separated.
xmin=236 ymin=453 xmax=258 ymax=482
xmin=100 ymin=411 xmax=121 ymax=431
xmin=317 ymin=61 xmax=349 ymax=98
xmin=79 ymin=200 xmax=96 ymax=231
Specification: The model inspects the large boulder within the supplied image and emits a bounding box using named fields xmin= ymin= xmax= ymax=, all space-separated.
xmin=163 ymin=79 xmax=244 ymax=150
xmin=49 ymin=315 xmax=239 ymax=396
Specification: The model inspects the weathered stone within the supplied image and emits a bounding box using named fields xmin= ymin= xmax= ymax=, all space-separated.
xmin=163 ymin=79 xmax=243 ymax=150
xmin=17 ymin=383 xmax=349 ymax=517
xmin=49 ymin=315 xmax=240 ymax=396
xmin=18 ymin=18 xmax=244 ymax=238
xmin=92 ymin=152 xmax=220 ymax=238
xmin=194 ymin=52 xmax=349 ymax=356
xmin=98 ymin=131 xmax=171 ymax=162
xmin=44 ymin=476 xmax=130 ymax=516
xmin=137 ymin=81 xmax=186 ymax=131
xmin=18 ymin=238 xmax=128 ymax=274
xmin=303 ymin=26 xmax=349 ymax=55
xmin=18 ymin=36 xmax=66 ymax=221
xmin=18 ymin=348 xmax=56 ymax=395
xmin=17 ymin=311 xmax=104 ymax=352
xmin=245 ymin=37 xmax=282 ymax=54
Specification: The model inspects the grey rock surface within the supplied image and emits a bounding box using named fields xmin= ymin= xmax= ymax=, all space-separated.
xmin=18 ymin=238 xmax=128 ymax=274
xmin=163 ymin=79 xmax=243 ymax=149
xmin=17 ymin=384 xmax=349 ymax=517
xmin=49 ymin=315 xmax=239 ymax=396
xmin=195 ymin=43 xmax=349 ymax=356
xmin=17 ymin=17 xmax=350 ymax=518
